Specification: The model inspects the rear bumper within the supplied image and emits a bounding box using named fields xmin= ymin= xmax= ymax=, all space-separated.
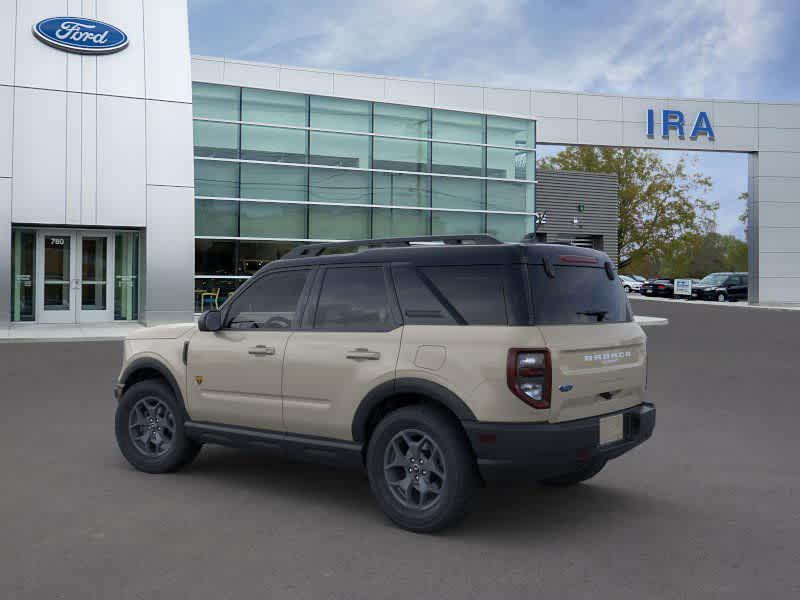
xmin=464 ymin=403 xmax=655 ymax=481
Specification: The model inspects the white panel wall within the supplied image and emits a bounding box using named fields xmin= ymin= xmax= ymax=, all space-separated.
xmin=280 ymin=67 xmax=334 ymax=95
xmin=0 ymin=85 xmax=12 ymax=178
xmin=484 ymin=87 xmax=530 ymax=118
xmin=191 ymin=57 xmax=225 ymax=83
xmin=333 ymin=73 xmax=385 ymax=101
xmin=146 ymin=100 xmax=194 ymax=187
xmin=14 ymin=0 xmax=69 ymax=90
xmin=578 ymin=94 xmax=622 ymax=121
xmin=0 ymin=178 xmax=11 ymax=324
xmin=384 ymin=78 xmax=435 ymax=107
xmin=435 ymin=82 xmax=484 ymax=112
xmin=223 ymin=61 xmax=278 ymax=89
xmin=96 ymin=0 xmax=145 ymax=98
xmin=11 ymin=87 xmax=67 ymax=224
xmin=143 ymin=0 xmax=192 ymax=103
xmin=96 ymin=95 xmax=146 ymax=226
xmin=144 ymin=185 xmax=194 ymax=324
xmin=0 ymin=1 xmax=17 ymax=86
xmin=65 ymin=92 xmax=82 ymax=223
xmin=80 ymin=93 xmax=97 ymax=223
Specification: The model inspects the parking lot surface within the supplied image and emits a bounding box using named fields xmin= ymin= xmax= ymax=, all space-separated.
xmin=2 ymin=300 xmax=799 ymax=599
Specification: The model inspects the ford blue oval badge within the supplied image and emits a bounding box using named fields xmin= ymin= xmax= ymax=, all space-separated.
xmin=33 ymin=17 xmax=128 ymax=55
xmin=559 ymin=384 xmax=574 ymax=393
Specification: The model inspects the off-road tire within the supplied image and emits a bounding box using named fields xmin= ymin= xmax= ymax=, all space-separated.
xmin=366 ymin=405 xmax=477 ymax=533
xmin=539 ymin=459 xmax=607 ymax=487
xmin=115 ymin=379 xmax=201 ymax=474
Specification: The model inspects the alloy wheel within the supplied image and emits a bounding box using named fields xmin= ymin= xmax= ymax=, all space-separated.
xmin=383 ymin=429 xmax=446 ymax=511
xmin=128 ymin=396 xmax=176 ymax=457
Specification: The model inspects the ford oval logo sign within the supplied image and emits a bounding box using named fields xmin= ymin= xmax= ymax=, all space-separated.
xmin=33 ymin=17 xmax=128 ymax=55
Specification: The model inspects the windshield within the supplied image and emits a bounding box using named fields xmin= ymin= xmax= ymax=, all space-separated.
xmin=700 ymin=273 xmax=728 ymax=285
xmin=529 ymin=265 xmax=632 ymax=325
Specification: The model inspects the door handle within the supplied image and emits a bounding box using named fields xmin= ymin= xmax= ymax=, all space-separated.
xmin=248 ymin=345 xmax=276 ymax=356
xmin=346 ymin=348 xmax=381 ymax=360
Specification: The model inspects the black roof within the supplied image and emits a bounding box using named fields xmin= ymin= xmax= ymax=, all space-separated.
xmin=264 ymin=235 xmax=613 ymax=272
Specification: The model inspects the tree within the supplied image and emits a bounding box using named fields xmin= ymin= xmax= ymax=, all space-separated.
xmin=537 ymin=146 xmax=718 ymax=270
xmin=632 ymin=231 xmax=748 ymax=278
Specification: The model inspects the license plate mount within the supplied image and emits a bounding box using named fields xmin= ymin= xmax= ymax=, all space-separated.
xmin=599 ymin=413 xmax=624 ymax=445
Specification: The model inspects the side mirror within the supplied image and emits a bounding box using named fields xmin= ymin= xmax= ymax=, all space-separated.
xmin=198 ymin=309 xmax=222 ymax=332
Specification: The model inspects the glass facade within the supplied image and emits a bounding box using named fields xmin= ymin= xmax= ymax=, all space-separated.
xmin=192 ymin=82 xmax=536 ymax=301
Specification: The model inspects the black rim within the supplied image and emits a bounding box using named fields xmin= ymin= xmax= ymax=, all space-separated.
xmin=383 ymin=429 xmax=446 ymax=510
xmin=128 ymin=396 xmax=176 ymax=457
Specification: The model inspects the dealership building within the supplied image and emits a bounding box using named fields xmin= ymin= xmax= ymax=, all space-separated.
xmin=2 ymin=1 xmax=800 ymax=327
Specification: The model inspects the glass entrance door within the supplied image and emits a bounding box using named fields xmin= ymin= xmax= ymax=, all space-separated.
xmin=37 ymin=232 xmax=76 ymax=323
xmin=78 ymin=232 xmax=114 ymax=322
xmin=35 ymin=231 xmax=114 ymax=323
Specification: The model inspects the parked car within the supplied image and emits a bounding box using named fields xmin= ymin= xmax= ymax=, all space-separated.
xmin=113 ymin=234 xmax=654 ymax=533
xmin=691 ymin=272 xmax=749 ymax=302
xmin=640 ymin=278 xmax=674 ymax=297
xmin=619 ymin=274 xmax=643 ymax=293
xmin=630 ymin=275 xmax=648 ymax=283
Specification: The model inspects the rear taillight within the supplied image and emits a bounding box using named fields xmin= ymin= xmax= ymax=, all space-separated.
xmin=507 ymin=349 xmax=551 ymax=409
xmin=657 ymin=284 xmax=665 ymax=290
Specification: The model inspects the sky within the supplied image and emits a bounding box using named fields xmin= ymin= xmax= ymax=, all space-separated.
xmin=188 ymin=0 xmax=800 ymax=240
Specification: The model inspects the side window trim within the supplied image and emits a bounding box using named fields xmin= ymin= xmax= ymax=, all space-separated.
xmin=309 ymin=264 xmax=401 ymax=332
xmin=222 ymin=266 xmax=316 ymax=331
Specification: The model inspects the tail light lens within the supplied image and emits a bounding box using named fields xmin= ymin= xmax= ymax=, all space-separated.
xmin=507 ymin=349 xmax=551 ymax=409
xmin=657 ymin=284 xmax=665 ymax=290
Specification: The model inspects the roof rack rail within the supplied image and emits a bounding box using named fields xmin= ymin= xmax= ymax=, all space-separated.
xmin=282 ymin=234 xmax=502 ymax=259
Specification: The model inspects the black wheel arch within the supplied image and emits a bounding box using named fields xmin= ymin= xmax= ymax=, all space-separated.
xmin=119 ymin=358 xmax=189 ymax=419
xmin=352 ymin=378 xmax=477 ymax=444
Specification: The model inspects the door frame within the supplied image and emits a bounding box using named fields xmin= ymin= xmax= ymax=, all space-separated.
xmin=36 ymin=230 xmax=78 ymax=324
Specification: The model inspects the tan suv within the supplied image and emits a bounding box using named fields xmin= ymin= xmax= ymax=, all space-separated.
xmin=114 ymin=235 xmax=655 ymax=532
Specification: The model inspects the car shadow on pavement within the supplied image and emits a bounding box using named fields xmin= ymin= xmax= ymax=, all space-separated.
xmin=172 ymin=445 xmax=674 ymax=539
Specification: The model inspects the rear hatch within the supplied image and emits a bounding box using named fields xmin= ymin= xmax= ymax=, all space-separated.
xmin=528 ymin=254 xmax=647 ymax=423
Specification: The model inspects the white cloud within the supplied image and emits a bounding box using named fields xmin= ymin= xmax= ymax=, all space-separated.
xmin=231 ymin=0 xmax=781 ymax=100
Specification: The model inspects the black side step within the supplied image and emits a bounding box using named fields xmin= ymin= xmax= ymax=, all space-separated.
xmin=184 ymin=421 xmax=364 ymax=470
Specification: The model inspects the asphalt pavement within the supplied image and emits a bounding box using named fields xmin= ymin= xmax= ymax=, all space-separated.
xmin=1 ymin=299 xmax=799 ymax=599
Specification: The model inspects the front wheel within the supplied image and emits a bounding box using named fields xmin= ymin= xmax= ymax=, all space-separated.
xmin=717 ymin=292 xmax=727 ymax=302
xmin=623 ymin=285 xmax=631 ymax=293
xmin=366 ymin=406 xmax=478 ymax=533
xmin=115 ymin=379 xmax=201 ymax=474
xmin=539 ymin=460 xmax=606 ymax=487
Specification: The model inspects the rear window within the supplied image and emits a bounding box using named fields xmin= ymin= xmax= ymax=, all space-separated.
xmin=529 ymin=265 xmax=632 ymax=325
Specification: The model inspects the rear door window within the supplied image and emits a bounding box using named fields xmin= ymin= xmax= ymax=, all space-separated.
xmin=529 ymin=265 xmax=631 ymax=324
xmin=314 ymin=266 xmax=395 ymax=331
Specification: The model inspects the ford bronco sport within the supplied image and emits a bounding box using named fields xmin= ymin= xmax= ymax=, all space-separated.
xmin=114 ymin=235 xmax=655 ymax=532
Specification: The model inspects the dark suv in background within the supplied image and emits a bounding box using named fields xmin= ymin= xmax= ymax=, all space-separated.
xmin=691 ymin=272 xmax=749 ymax=302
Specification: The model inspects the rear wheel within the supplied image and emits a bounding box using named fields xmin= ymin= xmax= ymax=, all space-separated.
xmin=366 ymin=405 xmax=477 ymax=533
xmin=539 ymin=460 xmax=606 ymax=487
xmin=115 ymin=379 xmax=201 ymax=474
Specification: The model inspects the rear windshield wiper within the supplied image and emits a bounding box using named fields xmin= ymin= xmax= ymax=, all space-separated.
xmin=576 ymin=310 xmax=608 ymax=322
